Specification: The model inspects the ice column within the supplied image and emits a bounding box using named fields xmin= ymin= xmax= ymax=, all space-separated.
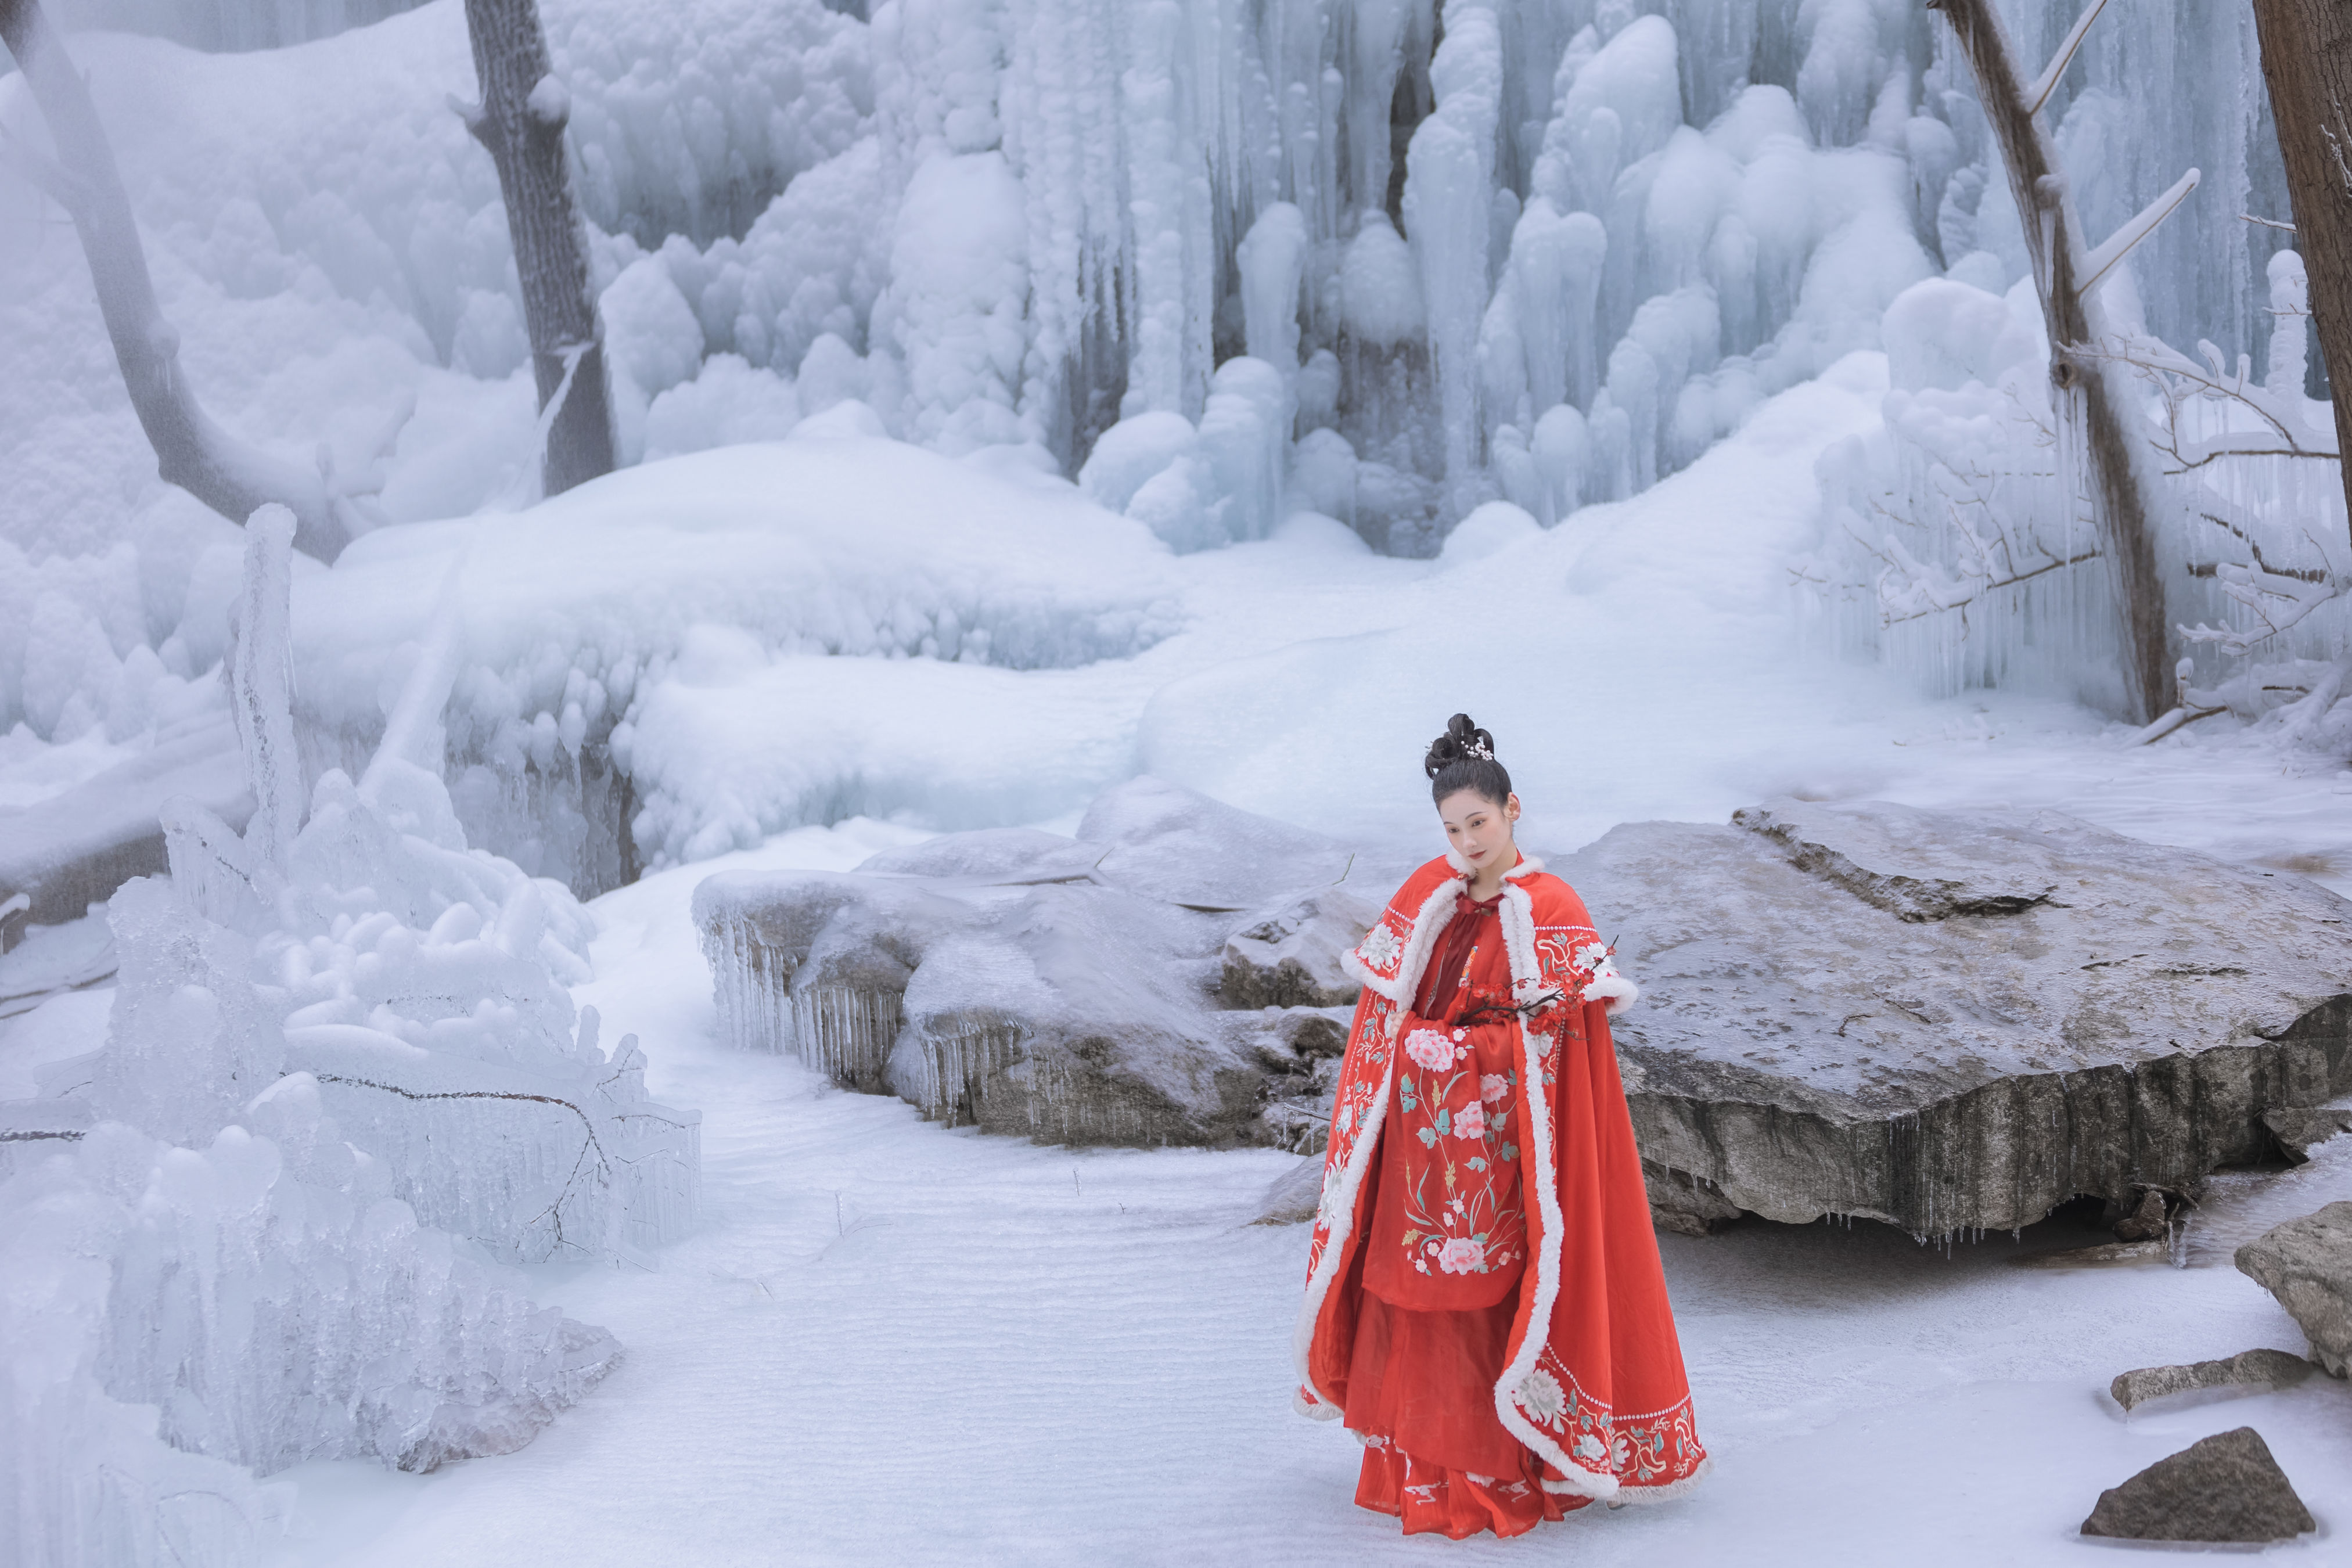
xmin=1402 ymin=0 xmax=1502 ymax=507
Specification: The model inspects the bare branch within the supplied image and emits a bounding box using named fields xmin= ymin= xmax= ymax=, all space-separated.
xmin=2024 ymin=0 xmax=2113 ymax=117
xmin=0 ymin=0 xmax=365 ymax=559
xmin=2080 ymin=167 xmax=2202 ymax=295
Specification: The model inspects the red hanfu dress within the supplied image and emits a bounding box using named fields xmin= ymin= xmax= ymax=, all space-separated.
xmin=1293 ymin=853 xmax=1707 ymax=1538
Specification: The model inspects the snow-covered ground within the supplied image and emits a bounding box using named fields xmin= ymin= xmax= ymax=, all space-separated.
xmin=198 ymin=818 xmax=2343 ymax=1567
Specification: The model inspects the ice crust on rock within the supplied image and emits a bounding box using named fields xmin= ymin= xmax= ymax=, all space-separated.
xmin=696 ymin=778 xmax=1378 ymax=1148
xmin=1586 ymin=798 xmax=2352 ymax=1236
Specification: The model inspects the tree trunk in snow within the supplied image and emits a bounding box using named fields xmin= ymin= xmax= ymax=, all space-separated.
xmin=1932 ymin=0 xmax=2173 ymax=724
xmin=456 ymin=0 xmax=614 ymax=498
xmin=2252 ymin=0 xmax=2352 ymax=544
xmin=0 ymin=0 xmax=358 ymax=560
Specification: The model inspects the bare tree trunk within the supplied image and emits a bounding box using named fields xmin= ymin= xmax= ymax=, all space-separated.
xmin=456 ymin=0 xmax=614 ymax=497
xmin=2252 ymin=0 xmax=2352 ymax=544
xmin=1930 ymin=0 xmax=2177 ymax=723
xmin=0 ymin=0 xmax=358 ymax=560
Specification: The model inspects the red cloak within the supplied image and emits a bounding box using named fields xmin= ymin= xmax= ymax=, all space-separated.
xmin=1293 ymin=852 xmax=1709 ymax=1523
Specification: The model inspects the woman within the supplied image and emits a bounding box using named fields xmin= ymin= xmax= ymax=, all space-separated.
xmin=1292 ymin=714 xmax=1707 ymax=1538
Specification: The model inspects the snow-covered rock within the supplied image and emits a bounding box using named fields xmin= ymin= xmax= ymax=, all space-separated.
xmin=1591 ymin=799 xmax=2352 ymax=1237
xmin=696 ymin=777 xmax=1380 ymax=1148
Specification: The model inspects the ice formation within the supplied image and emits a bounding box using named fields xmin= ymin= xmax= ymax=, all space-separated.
xmin=1 ymin=0 xmax=2329 ymax=894
xmin=2 ymin=511 xmax=697 ymax=1566
xmin=1808 ymin=252 xmax=2347 ymax=727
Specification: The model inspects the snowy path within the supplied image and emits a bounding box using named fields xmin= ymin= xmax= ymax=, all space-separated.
xmin=256 ymin=826 xmax=2352 ymax=1567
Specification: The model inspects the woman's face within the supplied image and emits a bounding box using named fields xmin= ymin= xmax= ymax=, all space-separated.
xmin=1438 ymin=789 xmax=1520 ymax=873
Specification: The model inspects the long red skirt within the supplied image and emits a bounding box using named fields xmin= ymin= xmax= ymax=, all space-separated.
xmin=1342 ymin=1289 xmax=1588 ymax=1538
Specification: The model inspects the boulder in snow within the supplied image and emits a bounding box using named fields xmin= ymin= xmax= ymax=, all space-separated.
xmin=2235 ymin=1202 xmax=2352 ymax=1376
xmin=2078 ymin=1427 xmax=2314 ymax=1542
xmin=2108 ymin=1349 xmax=2313 ymax=1412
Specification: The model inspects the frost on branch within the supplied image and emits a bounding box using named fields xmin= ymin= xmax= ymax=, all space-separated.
xmin=1811 ymin=249 xmax=2352 ymax=750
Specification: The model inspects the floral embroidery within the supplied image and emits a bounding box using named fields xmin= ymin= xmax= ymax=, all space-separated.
xmin=1515 ymin=1367 xmax=1565 ymax=1427
xmin=1573 ymin=1433 xmax=1608 ymax=1464
xmin=1357 ymin=920 xmax=1404 ymax=974
xmin=1436 ymin=1235 xmax=1486 ymax=1273
xmin=1403 ymin=1028 xmax=1454 ymax=1071
xmin=1388 ymin=999 xmax=1525 ymax=1286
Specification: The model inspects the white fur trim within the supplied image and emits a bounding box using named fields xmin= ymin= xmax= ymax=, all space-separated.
xmin=1290 ymin=1038 xmax=1396 ymax=1405
xmin=1291 ymin=876 xmax=1462 ymax=1401
xmin=1293 ymin=1387 xmax=1342 ymax=1420
xmin=1342 ymin=873 xmax=1466 ymax=1004
xmin=1607 ymin=1455 xmax=1712 ymax=1503
xmin=1444 ymin=849 xmax=1545 ymax=880
xmin=1489 ymin=879 xmax=1614 ymax=1498
xmin=1581 ymin=973 xmax=1639 ymax=1015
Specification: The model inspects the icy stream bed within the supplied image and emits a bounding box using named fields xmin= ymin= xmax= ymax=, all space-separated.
xmin=203 ymin=817 xmax=2352 ymax=1567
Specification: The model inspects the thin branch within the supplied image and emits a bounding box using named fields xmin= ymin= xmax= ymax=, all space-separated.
xmin=2024 ymin=0 xmax=2113 ymax=117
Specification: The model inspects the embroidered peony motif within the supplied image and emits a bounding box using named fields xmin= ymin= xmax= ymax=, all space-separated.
xmin=1480 ymin=1073 xmax=1508 ymax=1103
xmin=1453 ymin=1101 xmax=1487 ymax=1138
xmin=1403 ymin=1028 xmax=1455 ymax=1071
xmin=1358 ymin=921 xmax=1404 ymax=973
xmin=1437 ymin=1236 xmax=1487 ymax=1274
xmin=1573 ymin=1433 xmax=1609 ymax=1465
xmin=1515 ymin=1367 xmax=1566 ymax=1427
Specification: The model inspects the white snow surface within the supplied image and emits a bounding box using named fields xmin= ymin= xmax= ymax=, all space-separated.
xmin=215 ymin=815 xmax=2352 ymax=1567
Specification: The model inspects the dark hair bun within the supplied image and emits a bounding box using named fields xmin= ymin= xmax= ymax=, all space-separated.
xmin=1423 ymin=713 xmax=1497 ymax=780
xmin=1425 ymin=713 xmax=1512 ymax=808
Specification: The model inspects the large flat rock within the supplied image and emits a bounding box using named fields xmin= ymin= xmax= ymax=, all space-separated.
xmin=697 ymin=786 xmax=2352 ymax=1232
xmin=1588 ymin=799 xmax=2352 ymax=1233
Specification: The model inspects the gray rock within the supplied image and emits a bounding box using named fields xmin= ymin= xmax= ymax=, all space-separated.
xmin=1644 ymin=1163 xmax=1746 ymax=1236
xmin=1254 ymin=1156 xmax=1326 ymax=1226
xmin=2078 ymin=1427 xmax=2314 ymax=1542
xmin=2112 ymin=1187 xmax=2171 ymax=1243
xmin=2109 ymin=1349 xmax=2313 ymax=1411
xmin=2236 ymin=1202 xmax=2352 ymax=1376
xmin=1587 ymin=799 xmax=2352 ymax=1236
xmin=1221 ymin=885 xmax=1384 ymax=1010
xmin=695 ymin=779 xmax=1390 ymax=1148
xmin=697 ymin=785 xmax=2352 ymax=1236
xmin=393 ymin=1318 xmax=623 ymax=1472
xmin=2265 ymin=1105 xmax=2352 ymax=1164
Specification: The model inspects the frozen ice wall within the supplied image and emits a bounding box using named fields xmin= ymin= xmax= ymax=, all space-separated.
xmin=3 ymin=0 xmax=2293 ymax=582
